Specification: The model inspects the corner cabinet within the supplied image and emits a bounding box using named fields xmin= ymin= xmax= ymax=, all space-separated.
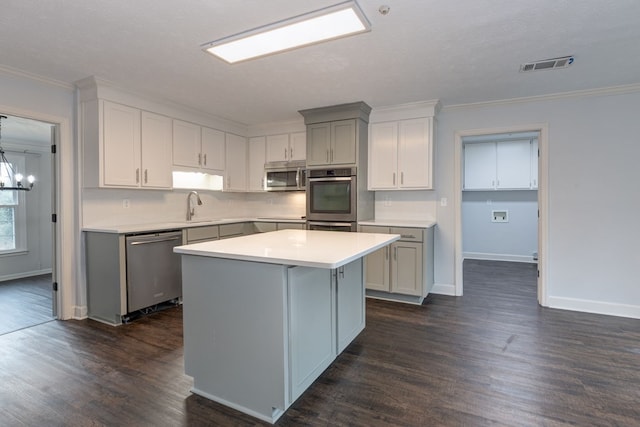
xmin=82 ymin=99 xmax=172 ymax=189
xmin=359 ymin=225 xmax=434 ymax=304
xmin=368 ymin=101 xmax=439 ymax=191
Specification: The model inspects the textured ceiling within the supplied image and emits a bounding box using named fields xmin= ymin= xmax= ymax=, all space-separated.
xmin=1 ymin=0 xmax=640 ymax=129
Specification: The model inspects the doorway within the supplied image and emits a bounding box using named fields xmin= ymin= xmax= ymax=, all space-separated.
xmin=0 ymin=114 xmax=56 ymax=335
xmin=454 ymin=124 xmax=548 ymax=305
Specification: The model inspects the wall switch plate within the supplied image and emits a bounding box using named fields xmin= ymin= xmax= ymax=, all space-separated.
xmin=440 ymin=197 xmax=447 ymax=207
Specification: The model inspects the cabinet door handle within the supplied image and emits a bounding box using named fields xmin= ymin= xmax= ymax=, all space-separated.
xmin=492 ymin=180 xmax=495 ymax=187
xmin=290 ymin=147 xmax=293 ymax=159
xmin=392 ymin=172 xmax=396 ymax=185
xmin=144 ymin=169 xmax=148 ymax=184
xmin=393 ymin=247 xmax=397 ymax=261
xmin=385 ymin=246 xmax=389 ymax=260
xmin=401 ymin=172 xmax=404 ymax=185
xmin=330 ymin=148 xmax=334 ymax=163
xmin=284 ymin=147 xmax=288 ymax=160
xmin=198 ymin=153 xmax=202 ymax=166
xmin=326 ymin=149 xmax=330 ymax=163
xmin=339 ymin=266 xmax=345 ymax=279
xmin=204 ymin=154 xmax=207 ymax=166
xmin=136 ymin=168 xmax=140 ymax=183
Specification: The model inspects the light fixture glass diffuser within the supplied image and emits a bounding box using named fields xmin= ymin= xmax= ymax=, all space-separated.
xmin=203 ymin=1 xmax=370 ymax=63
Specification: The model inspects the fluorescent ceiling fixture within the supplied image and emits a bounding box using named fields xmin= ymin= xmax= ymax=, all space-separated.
xmin=202 ymin=1 xmax=370 ymax=64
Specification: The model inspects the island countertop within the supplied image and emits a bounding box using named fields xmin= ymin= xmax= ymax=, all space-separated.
xmin=174 ymin=229 xmax=400 ymax=269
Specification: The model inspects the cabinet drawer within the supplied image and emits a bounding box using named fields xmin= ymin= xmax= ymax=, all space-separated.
xmin=253 ymin=222 xmax=277 ymax=233
xmin=390 ymin=227 xmax=423 ymax=242
xmin=220 ymin=222 xmax=250 ymax=238
xmin=186 ymin=225 xmax=219 ymax=243
xmin=359 ymin=225 xmax=390 ymax=234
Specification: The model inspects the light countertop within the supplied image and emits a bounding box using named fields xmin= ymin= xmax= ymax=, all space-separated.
xmin=83 ymin=217 xmax=306 ymax=234
xmin=358 ymin=219 xmax=436 ymax=228
xmin=174 ymin=229 xmax=400 ymax=269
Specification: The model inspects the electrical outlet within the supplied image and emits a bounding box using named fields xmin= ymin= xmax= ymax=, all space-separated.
xmin=440 ymin=197 xmax=447 ymax=207
xmin=122 ymin=199 xmax=130 ymax=209
xmin=383 ymin=196 xmax=391 ymax=207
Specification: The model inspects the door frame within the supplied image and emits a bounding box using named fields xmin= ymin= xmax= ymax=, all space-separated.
xmin=0 ymin=103 xmax=76 ymax=319
xmin=453 ymin=123 xmax=549 ymax=305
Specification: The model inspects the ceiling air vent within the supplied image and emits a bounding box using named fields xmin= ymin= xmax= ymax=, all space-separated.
xmin=520 ymin=56 xmax=574 ymax=72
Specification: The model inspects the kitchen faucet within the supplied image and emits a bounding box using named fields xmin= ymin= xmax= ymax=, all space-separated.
xmin=186 ymin=191 xmax=203 ymax=221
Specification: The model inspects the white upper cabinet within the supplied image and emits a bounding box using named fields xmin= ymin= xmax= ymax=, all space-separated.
xmin=172 ymin=120 xmax=201 ymax=168
xmin=368 ymin=121 xmax=398 ymax=189
xmin=140 ymin=111 xmax=173 ymax=188
xmin=368 ymin=101 xmax=438 ymax=190
xmin=265 ymin=132 xmax=306 ymax=163
xmin=201 ymin=127 xmax=226 ymax=172
xmin=248 ymin=136 xmax=266 ymax=192
xmin=369 ymin=117 xmax=434 ymax=190
xmin=102 ymin=101 xmax=142 ymax=187
xmin=289 ymin=132 xmax=306 ymax=162
xmin=225 ymin=133 xmax=247 ymax=191
xmin=265 ymin=134 xmax=289 ymax=163
xmin=83 ymin=100 xmax=172 ymax=189
xmin=172 ymin=121 xmax=226 ymax=173
xmin=464 ymin=139 xmax=538 ymax=190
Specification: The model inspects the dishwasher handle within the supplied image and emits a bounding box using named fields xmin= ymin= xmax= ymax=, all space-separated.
xmin=129 ymin=236 xmax=182 ymax=245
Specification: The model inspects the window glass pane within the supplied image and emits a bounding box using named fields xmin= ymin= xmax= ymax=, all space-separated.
xmin=0 ymin=159 xmax=18 ymax=205
xmin=0 ymin=206 xmax=15 ymax=250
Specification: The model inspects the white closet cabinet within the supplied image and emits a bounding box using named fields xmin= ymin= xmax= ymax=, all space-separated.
xmin=464 ymin=139 xmax=537 ymax=190
xmin=369 ymin=117 xmax=433 ymax=190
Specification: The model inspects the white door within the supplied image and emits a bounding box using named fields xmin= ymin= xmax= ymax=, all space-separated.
xmin=369 ymin=121 xmax=398 ymax=189
xmin=496 ymin=139 xmax=531 ymax=189
xmin=140 ymin=111 xmax=172 ymax=188
xmin=102 ymin=101 xmax=141 ymax=187
xmin=172 ymin=120 xmax=201 ymax=168
xmin=463 ymin=142 xmax=496 ymax=190
xmin=399 ymin=118 xmax=431 ymax=189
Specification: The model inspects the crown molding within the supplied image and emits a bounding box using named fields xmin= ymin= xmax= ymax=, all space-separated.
xmin=0 ymin=64 xmax=74 ymax=91
xmin=442 ymin=83 xmax=640 ymax=112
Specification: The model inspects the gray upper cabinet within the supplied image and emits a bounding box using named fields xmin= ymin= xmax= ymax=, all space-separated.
xmin=299 ymin=102 xmax=371 ymax=168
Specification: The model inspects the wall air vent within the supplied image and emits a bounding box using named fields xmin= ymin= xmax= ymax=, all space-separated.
xmin=520 ymin=56 xmax=574 ymax=72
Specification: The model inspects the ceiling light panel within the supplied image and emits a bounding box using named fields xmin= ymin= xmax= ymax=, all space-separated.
xmin=202 ymin=1 xmax=370 ymax=64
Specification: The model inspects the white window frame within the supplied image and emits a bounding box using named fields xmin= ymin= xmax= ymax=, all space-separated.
xmin=0 ymin=152 xmax=28 ymax=255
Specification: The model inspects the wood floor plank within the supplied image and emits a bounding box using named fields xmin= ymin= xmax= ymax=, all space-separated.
xmin=0 ymin=260 xmax=639 ymax=426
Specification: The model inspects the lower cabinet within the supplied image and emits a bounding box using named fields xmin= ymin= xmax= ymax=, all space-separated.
xmin=359 ymin=225 xmax=434 ymax=304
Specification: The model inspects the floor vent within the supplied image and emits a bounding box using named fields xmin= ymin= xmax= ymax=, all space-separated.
xmin=520 ymin=56 xmax=574 ymax=72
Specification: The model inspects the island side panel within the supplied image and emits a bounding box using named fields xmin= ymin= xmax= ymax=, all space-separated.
xmin=336 ymin=258 xmax=365 ymax=354
xmin=181 ymin=255 xmax=289 ymax=423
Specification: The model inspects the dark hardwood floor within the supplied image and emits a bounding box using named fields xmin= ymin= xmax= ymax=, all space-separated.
xmin=1 ymin=260 xmax=639 ymax=426
xmin=0 ymin=274 xmax=54 ymax=336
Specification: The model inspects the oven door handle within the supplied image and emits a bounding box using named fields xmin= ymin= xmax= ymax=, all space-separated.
xmin=308 ymin=221 xmax=354 ymax=228
xmin=308 ymin=177 xmax=352 ymax=182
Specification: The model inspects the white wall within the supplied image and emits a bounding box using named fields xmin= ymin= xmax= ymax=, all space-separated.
xmin=462 ymin=190 xmax=537 ymax=262
xmin=0 ymin=147 xmax=52 ymax=280
xmin=434 ymin=88 xmax=640 ymax=318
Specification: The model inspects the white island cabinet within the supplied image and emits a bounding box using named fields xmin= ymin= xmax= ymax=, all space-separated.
xmin=174 ymin=230 xmax=399 ymax=424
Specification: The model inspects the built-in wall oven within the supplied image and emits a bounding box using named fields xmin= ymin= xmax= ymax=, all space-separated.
xmin=306 ymin=167 xmax=357 ymax=231
xmin=264 ymin=160 xmax=306 ymax=191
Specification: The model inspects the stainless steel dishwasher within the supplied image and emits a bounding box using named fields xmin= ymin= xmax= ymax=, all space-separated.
xmin=125 ymin=230 xmax=183 ymax=313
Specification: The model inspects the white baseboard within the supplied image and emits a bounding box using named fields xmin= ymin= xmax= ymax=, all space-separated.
xmin=431 ymin=283 xmax=456 ymax=296
xmin=0 ymin=268 xmax=53 ymax=282
xmin=463 ymin=252 xmax=537 ymax=263
xmin=73 ymin=305 xmax=88 ymax=320
xmin=547 ymin=296 xmax=640 ymax=320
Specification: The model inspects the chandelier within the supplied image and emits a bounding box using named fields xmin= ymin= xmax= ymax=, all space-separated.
xmin=0 ymin=115 xmax=35 ymax=191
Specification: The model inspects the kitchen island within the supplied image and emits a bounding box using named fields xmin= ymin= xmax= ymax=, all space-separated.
xmin=174 ymin=229 xmax=399 ymax=423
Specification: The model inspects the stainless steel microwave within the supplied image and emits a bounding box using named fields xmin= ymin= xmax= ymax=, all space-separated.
xmin=264 ymin=161 xmax=306 ymax=191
